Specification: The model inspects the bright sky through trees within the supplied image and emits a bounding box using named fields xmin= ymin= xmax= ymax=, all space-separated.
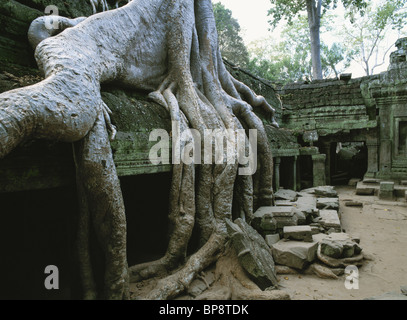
xmin=216 ymin=0 xmax=405 ymax=77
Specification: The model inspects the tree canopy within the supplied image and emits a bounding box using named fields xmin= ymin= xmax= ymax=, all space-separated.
xmin=268 ymin=0 xmax=368 ymax=79
xmin=213 ymin=2 xmax=250 ymax=67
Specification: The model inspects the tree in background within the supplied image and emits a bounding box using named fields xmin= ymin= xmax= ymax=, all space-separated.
xmin=340 ymin=0 xmax=407 ymax=76
xmin=268 ymin=0 xmax=368 ymax=79
xmin=248 ymin=14 xmax=351 ymax=83
xmin=213 ymin=2 xmax=250 ymax=67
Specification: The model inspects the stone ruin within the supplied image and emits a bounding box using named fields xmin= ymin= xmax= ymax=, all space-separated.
xmin=225 ymin=185 xmax=364 ymax=291
xmin=1 ymin=0 xmax=407 ymax=299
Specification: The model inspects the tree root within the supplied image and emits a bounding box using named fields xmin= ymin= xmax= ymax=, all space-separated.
xmin=1 ymin=0 xmax=279 ymax=300
xmin=317 ymin=245 xmax=364 ymax=268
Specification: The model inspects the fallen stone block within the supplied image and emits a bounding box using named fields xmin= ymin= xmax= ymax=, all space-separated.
xmin=293 ymin=208 xmax=306 ymax=225
xmin=314 ymin=186 xmax=337 ymax=198
xmin=275 ymin=200 xmax=294 ymax=206
xmin=265 ymin=234 xmax=280 ymax=247
xmin=252 ymin=207 xmax=277 ymax=235
xmin=226 ymin=218 xmax=278 ymax=290
xmin=283 ymin=225 xmax=313 ymax=242
xmin=318 ymin=233 xmax=362 ymax=258
xmin=271 ymin=239 xmax=318 ymax=270
xmin=317 ymin=197 xmax=339 ymax=210
xmin=295 ymin=196 xmax=318 ymax=219
xmin=319 ymin=210 xmax=341 ymax=230
xmin=275 ymin=189 xmax=297 ymax=202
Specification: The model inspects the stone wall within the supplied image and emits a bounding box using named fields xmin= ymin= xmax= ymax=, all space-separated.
xmin=275 ymin=38 xmax=407 ymax=184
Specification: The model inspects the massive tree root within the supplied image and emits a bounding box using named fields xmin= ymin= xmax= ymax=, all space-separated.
xmin=0 ymin=0 xmax=278 ymax=299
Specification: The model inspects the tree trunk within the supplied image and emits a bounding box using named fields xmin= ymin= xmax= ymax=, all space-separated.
xmin=306 ymin=0 xmax=323 ymax=80
xmin=0 ymin=0 xmax=279 ymax=300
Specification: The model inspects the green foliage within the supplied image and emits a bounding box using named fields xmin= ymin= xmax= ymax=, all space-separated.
xmin=213 ymin=2 xmax=250 ymax=67
xmin=268 ymin=0 xmax=368 ymax=28
xmin=341 ymin=0 xmax=407 ymax=75
xmin=247 ymin=14 xmax=351 ymax=83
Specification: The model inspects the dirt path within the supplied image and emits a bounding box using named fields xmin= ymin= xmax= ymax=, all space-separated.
xmin=279 ymin=185 xmax=407 ymax=300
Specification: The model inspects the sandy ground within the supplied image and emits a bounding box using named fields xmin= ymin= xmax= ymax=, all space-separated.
xmin=278 ymin=185 xmax=407 ymax=300
xmin=130 ymin=185 xmax=407 ymax=300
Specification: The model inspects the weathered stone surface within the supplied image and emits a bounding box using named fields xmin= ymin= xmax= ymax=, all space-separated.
xmin=293 ymin=208 xmax=307 ymax=225
xmin=379 ymin=181 xmax=394 ymax=200
xmin=345 ymin=201 xmax=363 ymax=207
xmin=283 ymin=225 xmax=313 ymax=242
xmin=275 ymin=200 xmax=294 ymax=206
xmin=317 ymin=197 xmax=339 ymax=210
xmin=320 ymin=239 xmax=343 ymax=258
xmin=254 ymin=206 xmax=298 ymax=230
xmin=275 ymin=189 xmax=297 ymax=202
xmin=226 ymin=219 xmax=278 ymax=290
xmin=356 ymin=185 xmax=375 ymax=195
xmin=319 ymin=210 xmax=341 ymax=229
xmin=314 ymin=186 xmax=337 ymax=198
xmin=348 ymin=178 xmax=360 ymax=186
xmin=363 ymin=178 xmax=379 ymax=184
xmin=265 ymin=234 xmax=280 ymax=247
xmin=318 ymin=233 xmax=362 ymax=258
xmin=271 ymin=239 xmax=318 ymax=270
xmin=301 ymin=186 xmax=337 ymax=198
xmin=295 ymin=196 xmax=318 ymax=219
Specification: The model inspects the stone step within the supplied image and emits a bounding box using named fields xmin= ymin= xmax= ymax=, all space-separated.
xmin=283 ymin=225 xmax=313 ymax=242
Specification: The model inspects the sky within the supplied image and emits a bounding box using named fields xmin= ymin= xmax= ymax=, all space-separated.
xmin=215 ymin=0 xmax=403 ymax=77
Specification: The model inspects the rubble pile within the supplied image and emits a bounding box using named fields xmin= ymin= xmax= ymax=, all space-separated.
xmin=250 ymin=186 xmax=364 ymax=278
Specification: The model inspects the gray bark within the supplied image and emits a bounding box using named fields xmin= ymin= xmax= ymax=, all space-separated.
xmin=0 ymin=0 xmax=278 ymax=299
xmin=306 ymin=0 xmax=323 ymax=80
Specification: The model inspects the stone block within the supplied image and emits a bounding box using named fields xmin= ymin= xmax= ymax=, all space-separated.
xmin=348 ymin=178 xmax=360 ymax=186
xmin=356 ymin=185 xmax=375 ymax=195
xmin=283 ymin=225 xmax=313 ymax=242
xmin=226 ymin=219 xmax=278 ymax=290
xmin=265 ymin=234 xmax=280 ymax=247
xmin=319 ymin=210 xmax=341 ymax=230
xmin=317 ymin=197 xmax=339 ymax=210
xmin=379 ymin=181 xmax=394 ymax=200
xmin=296 ymin=196 xmax=318 ymax=218
xmin=275 ymin=200 xmax=294 ymax=206
xmin=271 ymin=239 xmax=318 ymax=270
xmin=293 ymin=209 xmax=306 ymax=225
xmin=380 ymin=181 xmax=395 ymax=192
xmin=319 ymin=233 xmax=362 ymax=258
xmin=275 ymin=189 xmax=297 ymax=202
xmin=253 ymin=206 xmax=298 ymax=230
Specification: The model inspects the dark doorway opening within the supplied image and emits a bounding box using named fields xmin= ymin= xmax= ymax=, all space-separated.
xmin=0 ymin=171 xmax=172 ymax=299
xmin=332 ymin=142 xmax=367 ymax=185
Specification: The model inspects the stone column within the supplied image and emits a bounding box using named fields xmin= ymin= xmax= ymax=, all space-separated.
xmin=365 ymin=139 xmax=379 ymax=178
xmin=312 ymin=154 xmax=326 ymax=187
xmin=274 ymin=157 xmax=281 ymax=191
xmin=320 ymin=142 xmax=331 ymax=185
